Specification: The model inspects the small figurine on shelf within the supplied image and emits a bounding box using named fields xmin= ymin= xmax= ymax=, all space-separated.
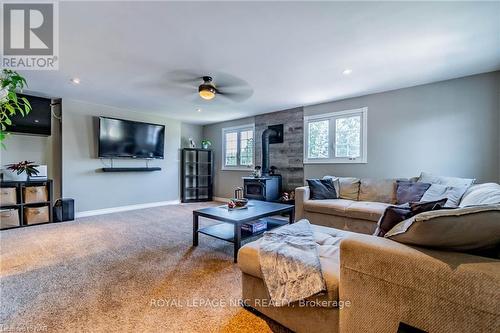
xmin=269 ymin=166 xmax=277 ymax=175
xmin=188 ymin=138 xmax=196 ymax=148
xmin=252 ymin=166 xmax=262 ymax=178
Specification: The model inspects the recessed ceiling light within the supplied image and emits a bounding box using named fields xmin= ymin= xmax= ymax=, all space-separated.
xmin=196 ymin=108 xmax=202 ymax=112
xmin=342 ymin=69 xmax=352 ymax=75
xmin=70 ymin=77 xmax=81 ymax=84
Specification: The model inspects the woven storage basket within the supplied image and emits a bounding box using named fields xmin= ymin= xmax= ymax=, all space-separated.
xmin=1 ymin=209 xmax=20 ymax=228
xmin=0 ymin=187 xmax=17 ymax=206
xmin=23 ymin=186 xmax=48 ymax=204
xmin=24 ymin=206 xmax=49 ymax=224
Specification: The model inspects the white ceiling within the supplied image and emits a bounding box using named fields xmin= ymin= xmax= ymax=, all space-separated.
xmin=20 ymin=1 xmax=500 ymax=125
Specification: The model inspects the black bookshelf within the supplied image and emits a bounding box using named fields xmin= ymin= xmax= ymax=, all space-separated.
xmin=181 ymin=148 xmax=213 ymax=203
xmin=0 ymin=179 xmax=54 ymax=230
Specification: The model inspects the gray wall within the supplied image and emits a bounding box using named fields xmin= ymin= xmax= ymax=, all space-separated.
xmin=1 ymin=135 xmax=50 ymax=166
xmin=62 ymin=99 xmax=181 ymax=213
xmin=180 ymin=123 xmax=203 ymax=148
xmin=204 ymin=71 xmax=500 ymax=198
xmin=304 ymin=71 xmax=500 ymax=183
xmin=202 ymin=116 xmax=255 ymax=198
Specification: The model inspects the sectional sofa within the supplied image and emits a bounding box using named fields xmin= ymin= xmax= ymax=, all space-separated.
xmin=295 ymin=176 xmax=499 ymax=235
xmin=295 ymin=177 xmax=400 ymax=234
xmin=238 ymin=176 xmax=500 ymax=333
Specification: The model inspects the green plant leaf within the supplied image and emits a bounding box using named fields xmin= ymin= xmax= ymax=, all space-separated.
xmin=5 ymin=103 xmax=15 ymax=115
xmin=0 ymin=70 xmax=30 ymax=149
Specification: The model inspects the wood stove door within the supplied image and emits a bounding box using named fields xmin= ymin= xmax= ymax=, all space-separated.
xmin=244 ymin=181 xmax=266 ymax=200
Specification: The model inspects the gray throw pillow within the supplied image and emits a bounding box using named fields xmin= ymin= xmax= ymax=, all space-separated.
xmin=396 ymin=180 xmax=431 ymax=204
xmin=420 ymin=184 xmax=468 ymax=208
xmin=307 ymin=179 xmax=338 ymax=200
xmin=322 ymin=176 xmax=340 ymax=197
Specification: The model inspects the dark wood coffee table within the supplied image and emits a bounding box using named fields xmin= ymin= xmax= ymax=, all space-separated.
xmin=193 ymin=200 xmax=294 ymax=262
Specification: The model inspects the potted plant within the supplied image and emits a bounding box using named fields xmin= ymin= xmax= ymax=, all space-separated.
xmin=4 ymin=161 xmax=39 ymax=181
xmin=1 ymin=69 xmax=31 ymax=148
xmin=201 ymin=139 xmax=212 ymax=149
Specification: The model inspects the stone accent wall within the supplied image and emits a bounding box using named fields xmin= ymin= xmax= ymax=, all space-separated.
xmin=255 ymin=107 xmax=304 ymax=192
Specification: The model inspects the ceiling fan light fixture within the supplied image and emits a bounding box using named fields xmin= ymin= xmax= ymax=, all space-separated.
xmin=198 ymin=76 xmax=217 ymax=100
xmin=199 ymin=86 xmax=216 ymax=100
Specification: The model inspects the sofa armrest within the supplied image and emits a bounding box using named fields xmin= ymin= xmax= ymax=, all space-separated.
xmin=339 ymin=235 xmax=500 ymax=332
xmin=294 ymin=186 xmax=310 ymax=221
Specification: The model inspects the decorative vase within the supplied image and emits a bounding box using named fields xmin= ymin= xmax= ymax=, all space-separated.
xmin=253 ymin=168 xmax=262 ymax=178
xmin=2 ymin=169 xmax=27 ymax=181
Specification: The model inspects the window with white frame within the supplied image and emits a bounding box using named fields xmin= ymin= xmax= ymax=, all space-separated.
xmin=304 ymin=107 xmax=367 ymax=163
xmin=222 ymin=124 xmax=254 ymax=169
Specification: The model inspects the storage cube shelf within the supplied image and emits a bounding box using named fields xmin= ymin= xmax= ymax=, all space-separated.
xmin=181 ymin=148 xmax=214 ymax=203
xmin=0 ymin=180 xmax=54 ymax=230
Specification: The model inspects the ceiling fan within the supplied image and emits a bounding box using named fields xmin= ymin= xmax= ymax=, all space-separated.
xmin=198 ymin=76 xmax=218 ymax=100
xmin=168 ymin=71 xmax=253 ymax=103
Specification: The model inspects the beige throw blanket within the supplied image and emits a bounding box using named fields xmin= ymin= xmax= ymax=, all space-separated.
xmin=258 ymin=219 xmax=326 ymax=306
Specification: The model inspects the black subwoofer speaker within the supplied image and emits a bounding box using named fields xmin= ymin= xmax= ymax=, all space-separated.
xmin=53 ymin=198 xmax=75 ymax=222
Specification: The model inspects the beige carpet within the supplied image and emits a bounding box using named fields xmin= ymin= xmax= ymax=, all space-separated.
xmin=0 ymin=203 xmax=290 ymax=332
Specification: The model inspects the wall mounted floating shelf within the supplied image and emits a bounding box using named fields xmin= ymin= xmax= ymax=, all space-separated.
xmin=101 ymin=167 xmax=161 ymax=172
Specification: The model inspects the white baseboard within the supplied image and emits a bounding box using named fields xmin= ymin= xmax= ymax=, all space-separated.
xmin=213 ymin=196 xmax=230 ymax=203
xmin=75 ymin=200 xmax=181 ymax=218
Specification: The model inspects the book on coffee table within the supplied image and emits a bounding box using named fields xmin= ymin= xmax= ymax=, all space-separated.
xmin=241 ymin=219 xmax=268 ymax=234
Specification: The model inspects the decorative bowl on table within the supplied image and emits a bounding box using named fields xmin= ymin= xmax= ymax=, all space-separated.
xmin=228 ymin=198 xmax=249 ymax=210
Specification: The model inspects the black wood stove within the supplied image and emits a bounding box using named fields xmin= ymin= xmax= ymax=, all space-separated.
xmin=242 ymin=127 xmax=283 ymax=202
xmin=243 ymin=176 xmax=281 ymax=201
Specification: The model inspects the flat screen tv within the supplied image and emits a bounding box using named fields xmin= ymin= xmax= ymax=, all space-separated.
xmin=98 ymin=117 xmax=165 ymax=159
xmin=6 ymin=93 xmax=52 ymax=136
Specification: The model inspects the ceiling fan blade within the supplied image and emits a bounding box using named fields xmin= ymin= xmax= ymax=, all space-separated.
xmin=217 ymin=88 xmax=253 ymax=103
xmin=212 ymin=72 xmax=250 ymax=90
xmin=167 ymin=69 xmax=204 ymax=84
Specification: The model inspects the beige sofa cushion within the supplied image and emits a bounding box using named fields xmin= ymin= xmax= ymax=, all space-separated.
xmin=304 ymin=199 xmax=354 ymax=217
xmin=238 ymin=226 xmax=356 ymax=307
xmin=304 ymin=199 xmax=389 ymax=222
xmin=345 ymin=201 xmax=391 ymax=222
xmin=385 ymin=204 xmax=500 ymax=251
xmin=459 ymin=183 xmax=500 ymax=207
xmin=358 ymin=178 xmax=397 ymax=204
xmin=323 ymin=176 xmax=359 ymax=200
xmin=339 ymin=177 xmax=360 ymax=200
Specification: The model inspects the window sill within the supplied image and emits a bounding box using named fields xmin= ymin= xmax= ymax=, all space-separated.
xmin=304 ymin=159 xmax=367 ymax=164
xmin=221 ymin=167 xmax=254 ymax=171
